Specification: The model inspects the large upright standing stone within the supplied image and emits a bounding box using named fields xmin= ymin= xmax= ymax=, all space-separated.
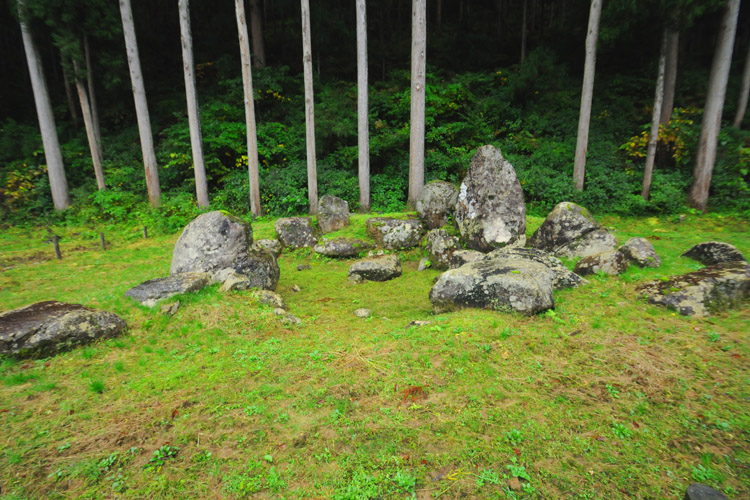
xmin=454 ymin=145 xmax=526 ymax=252
xmin=318 ymin=195 xmax=350 ymax=233
xmin=416 ymin=180 xmax=459 ymax=229
xmin=528 ymin=202 xmax=616 ymax=258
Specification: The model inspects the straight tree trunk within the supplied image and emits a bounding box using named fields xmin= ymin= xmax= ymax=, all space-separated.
xmin=301 ymin=0 xmax=318 ymax=214
xmin=179 ymin=0 xmax=209 ymax=208
xmin=236 ymin=0 xmax=262 ymax=216
xmin=73 ymin=58 xmax=106 ymax=191
xmin=119 ymin=0 xmax=161 ymax=207
xmin=660 ymin=28 xmax=679 ymax=125
xmin=249 ymin=0 xmax=266 ymax=69
xmin=84 ymin=35 xmax=103 ymax=161
xmin=732 ymin=41 xmax=750 ymax=128
xmin=688 ymin=0 xmax=740 ymax=211
xmin=642 ymin=31 xmax=668 ymax=200
xmin=407 ymin=0 xmax=426 ymax=209
xmin=61 ymin=60 xmax=79 ymax=126
xmin=356 ymin=0 xmax=370 ymax=212
xmin=572 ymin=0 xmax=602 ymax=191
xmin=18 ymin=0 xmax=69 ymax=210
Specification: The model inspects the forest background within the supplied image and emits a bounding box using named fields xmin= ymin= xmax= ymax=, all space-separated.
xmin=1 ymin=0 xmax=749 ymax=232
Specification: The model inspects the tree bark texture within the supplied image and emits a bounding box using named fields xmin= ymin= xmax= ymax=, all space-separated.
xmin=236 ymin=0 xmax=262 ymax=216
xmin=356 ymin=0 xmax=370 ymax=212
xmin=61 ymin=60 xmax=79 ymax=126
xmin=119 ymin=0 xmax=161 ymax=207
xmin=572 ymin=0 xmax=601 ymax=191
xmin=408 ymin=0 xmax=426 ymax=209
xmin=688 ymin=0 xmax=740 ymax=211
xmin=642 ymin=31 xmax=667 ymax=200
xmin=73 ymin=58 xmax=106 ymax=191
xmin=18 ymin=0 xmax=69 ymax=210
xmin=660 ymin=29 xmax=679 ymax=125
xmin=301 ymin=0 xmax=318 ymax=214
xmin=179 ymin=0 xmax=209 ymax=208
xmin=249 ymin=0 xmax=266 ymax=69
xmin=733 ymin=41 xmax=750 ymax=128
xmin=84 ymin=35 xmax=103 ymax=161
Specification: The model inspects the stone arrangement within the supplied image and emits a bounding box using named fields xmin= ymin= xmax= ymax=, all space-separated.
xmin=366 ymin=217 xmax=424 ymax=250
xmin=317 ymin=195 xmax=350 ymax=233
xmin=416 ymin=180 xmax=458 ymax=229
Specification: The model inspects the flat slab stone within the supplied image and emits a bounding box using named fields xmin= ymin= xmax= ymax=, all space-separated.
xmin=574 ymin=250 xmax=629 ymax=276
xmin=485 ymin=247 xmax=586 ymax=290
xmin=366 ymin=218 xmax=424 ymax=250
xmin=314 ymin=238 xmax=373 ymax=258
xmin=0 ymin=301 xmax=127 ymax=358
xmin=430 ymin=259 xmax=555 ymax=315
xmin=348 ymin=255 xmax=402 ymax=282
xmin=682 ymin=241 xmax=746 ymax=266
xmin=125 ymin=272 xmax=211 ymax=307
xmin=636 ymin=261 xmax=750 ymax=317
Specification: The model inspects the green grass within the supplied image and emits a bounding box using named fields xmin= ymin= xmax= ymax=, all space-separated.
xmin=0 ymin=212 xmax=748 ymax=499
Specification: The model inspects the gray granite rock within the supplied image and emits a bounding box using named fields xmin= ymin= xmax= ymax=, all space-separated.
xmin=314 ymin=238 xmax=373 ymax=258
xmin=484 ymin=247 xmax=586 ymax=290
xmin=425 ymin=229 xmax=460 ymax=270
xmin=318 ymin=195 xmax=350 ymax=233
xmin=254 ymin=290 xmax=285 ymax=309
xmin=0 ymin=301 xmax=127 ymax=358
xmin=449 ymin=249 xmax=485 ymax=269
xmin=219 ymin=272 xmax=254 ymax=292
xmin=251 ymin=238 xmax=282 ymax=257
xmin=455 ymin=145 xmax=526 ymax=251
xmin=416 ymin=180 xmax=459 ymax=229
xmin=366 ymin=218 xmax=424 ymax=250
xmin=618 ymin=237 xmax=661 ymax=268
xmin=574 ymin=250 xmax=629 ymax=276
xmin=682 ymin=241 xmax=746 ymax=266
xmin=275 ymin=217 xmax=318 ymax=248
xmin=529 ymin=202 xmax=616 ymax=258
xmin=273 ymin=308 xmax=301 ymax=325
xmin=348 ymin=255 xmax=402 ymax=282
xmin=353 ymin=308 xmax=371 ymax=318
xmin=126 ymin=272 xmax=212 ymax=307
xmin=684 ymin=483 xmax=730 ymax=500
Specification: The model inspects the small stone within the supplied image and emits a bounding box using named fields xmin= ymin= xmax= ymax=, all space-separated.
xmin=366 ymin=218 xmax=424 ymax=250
xmin=508 ymin=477 xmax=522 ymax=491
xmin=418 ymin=257 xmax=430 ymax=271
xmin=574 ymin=250 xmax=629 ymax=276
xmin=349 ymin=255 xmax=402 ymax=282
xmin=684 ymin=483 xmax=729 ymax=500
xmin=251 ymin=238 xmax=282 ymax=257
xmin=160 ymin=302 xmax=180 ymax=316
xmin=275 ymin=217 xmax=318 ymax=248
xmin=219 ymin=272 xmax=254 ymax=292
xmin=353 ymin=308 xmax=371 ymax=318
xmin=297 ymin=264 xmax=311 ymax=271
xmin=406 ymin=320 xmax=431 ymax=327
xmin=291 ymin=284 xmax=301 ymax=292
xmin=273 ymin=308 xmax=301 ymax=325
xmin=348 ymin=274 xmax=364 ymax=284
xmin=619 ymin=237 xmax=661 ymax=268
xmin=254 ymin=290 xmax=285 ymax=309
xmin=314 ymin=238 xmax=373 ymax=258
xmin=678 ymin=214 xmax=686 ymax=223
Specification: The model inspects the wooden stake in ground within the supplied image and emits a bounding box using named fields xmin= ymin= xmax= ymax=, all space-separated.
xmin=100 ymin=232 xmax=106 ymax=250
xmin=45 ymin=228 xmax=62 ymax=259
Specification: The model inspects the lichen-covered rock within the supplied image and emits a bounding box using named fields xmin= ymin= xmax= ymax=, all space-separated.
xmin=574 ymin=250 xmax=629 ymax=276
xmin=485 ymin=247 xmax=586 ymax=290
xmin=636 ymin=261 xmax=750 ymax=317
xmin=348 ymin=255 xmax=402 ymax=282
xmin=430 ymin=259 xmax=555 ymax=314
xmin=455 ymin=145 xmax=526 ymax=251
xmin=416 ymin=180 xmax=459 ymax=229
xmin=619 ymin=237 xmax=661 ymax=268
xmin=0 ymin=301 xmax=127 ymax=358
xmin=529 ymin=202 xmax=616 ymax=258
xmin=254 ymin=290 xmax=285 ymax=309
xmin=425 ymin=229 xmax=460 ymax=270
xmin=682 ymin=241 xmax=746 ymax=266
xmin=314 ymin=238 xmax=373 ymax=258
xmin=125 ymin=272 xmax=212 ymax=307
xmin=449 ymin=249 xmax=485 ymax=269
xmin=275 ymin=217 xmax=318 ymax=248
xmin=318 ymin=195 xmax=350 ymax=233
xmin=251 ymin=238 xmax=282 ymax=257
xmin=366 ymin=218 xmax=424 ymax=250
xmin=273 ymin=308 xmax=301 ymax=325
xmin=171 ymin=211 xmax=253 ymax=275
xmin=219 ymin=272 xmax=254 ymax=292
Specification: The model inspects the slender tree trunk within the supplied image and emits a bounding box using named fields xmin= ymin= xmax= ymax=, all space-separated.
xmin=301 ymin=0 xmax=318 ymax=214
xmin=356 ymin=0 xmax=370 ymax=212
xmin=733 ymin=41 xmax=750 ymax=128
xmin=572 ymin=0 xmax=602 ymax=191
xmin=660 ymin=28 xmax=679 ymax=125
xmin=521 ymin=0 xmax=527 ymax=63
xmin=688 ymin=0 xmax=740 ymax=211
xmin=236 ymin=0 xmax=262 ymax=216
xmin=179 ymin=0 xmax=209 ymax=207
xmin=61 ymin=60 xmax=79 ymax=126
xmin=18 ymin=0 xmax=69 ymax=210
xmin=642 ymin=31 xmax=668 ymax=200
xmin=407 ymin=0 xmax=426 ymax=209
xmin=249 ymin=0 xmax=266 ymax=69
xmin=119 ymin=0 xmax=161 ymax=207
xmin=73 ymin=58 xmax=106 ymax=191
xmin=84 ymin=35 xmax=103 ymax=161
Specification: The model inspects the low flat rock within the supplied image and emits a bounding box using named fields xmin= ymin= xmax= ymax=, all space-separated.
xmin=348 ymin=255 xmax=402 ymax=282
xmin=684 ymin=483 xmax=730 ymax=500
xmin=218 ymin=272 xmax=254 ymax=292
xmin=125 ymin=272 xmax=211 ymax=307
xmin=430 ymin=259 xmax=555 ymax=315
xmin=682 ymin=241 xmax=746 ymax=266
xmin=449 ymin=249 xmax=485 ymax=269
xmin=366 ymin=218 xmax=424 ymax=250
xmin=636 ymin=261 xmax=750 ymax=317
xmin=275 ymin=217 xmax=318 ymax=248
xmin=251 ymin=238 xmax=282 ymax=257
xmin=254 ymin=290 xmax=285 ymax=309
xmin=0 ymin=301 xmax=127 ymax=358
xmin=318 ymin=195 xmax=350 ymax=233
xmin=574 ymin=250 xmax=629 ymax=276
xmin=529 ymin=202 xmax=616 ymax=258
xmin=485 ymin=247 xmax=586 ymax=289
xmin=425 ymin=229 xmax=459 ymax=270
xmin=556 ymin=228 xmax=617 ymax=259
xmin=416 ymin=180 xmax=459 ymax=229
xmin=314 ymin=238 xmax=373 ymax=258
xmin=619 ymin=237 xmax=661 ymax=268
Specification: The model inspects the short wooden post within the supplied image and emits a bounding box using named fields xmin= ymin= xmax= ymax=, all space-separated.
xmin=52 ymin=236 xmax=61 ymax=259
xmin=100 ymin=232 xmax=106 ymax=250
xmin=143 ymin=226 xmax=148 ymax=239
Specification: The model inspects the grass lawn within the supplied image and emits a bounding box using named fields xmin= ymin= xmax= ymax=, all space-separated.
xmin=0 ymin=212 xmax=748 ymax=499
